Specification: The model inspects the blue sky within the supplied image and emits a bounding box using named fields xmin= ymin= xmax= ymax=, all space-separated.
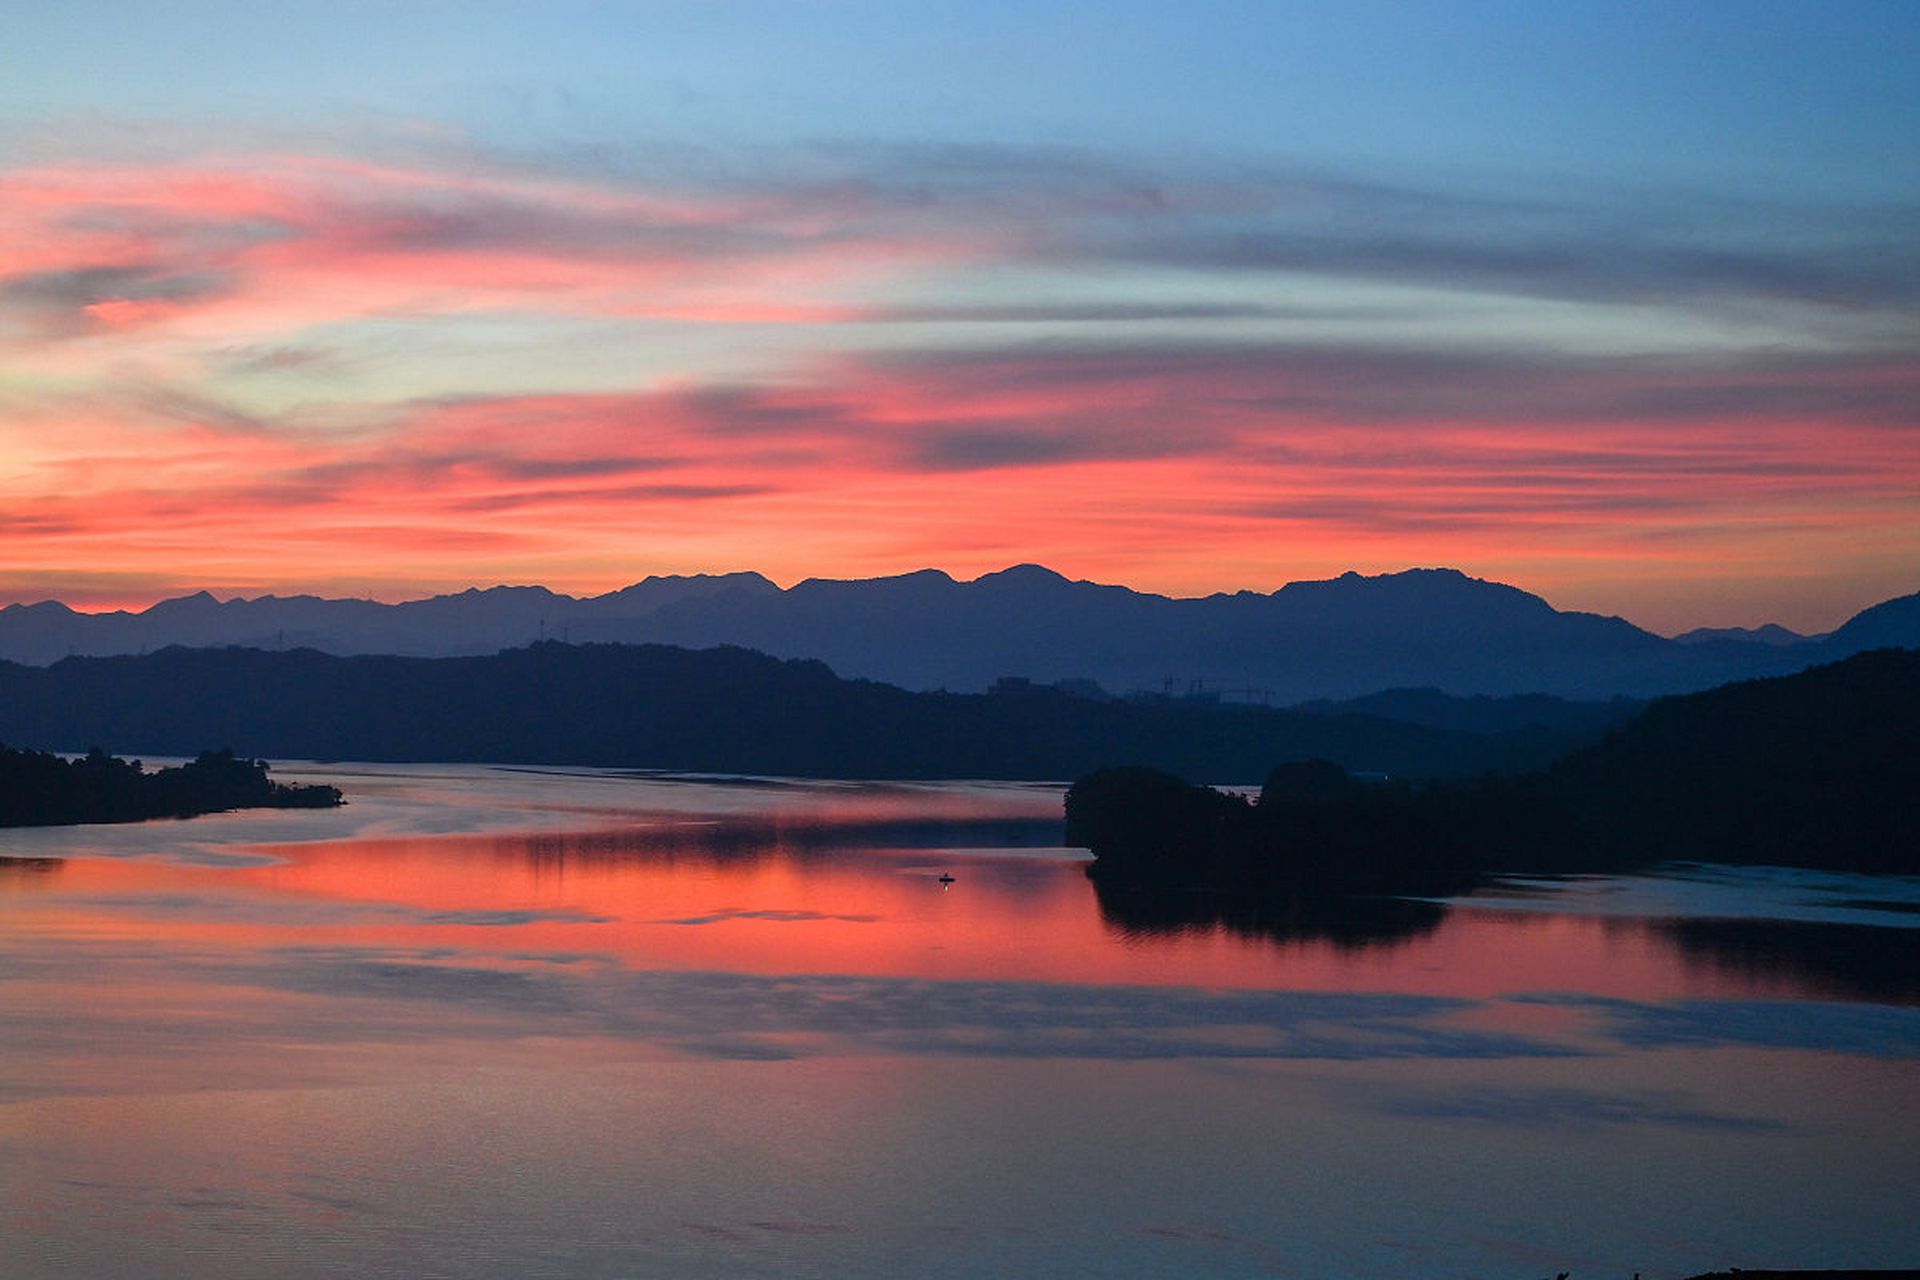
xmin=12 ymin=1 xmax=1915 ymax=184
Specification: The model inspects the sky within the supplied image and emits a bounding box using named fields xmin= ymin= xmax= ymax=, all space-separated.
xmin=1 ymin=1 xmax=1916 ymax=634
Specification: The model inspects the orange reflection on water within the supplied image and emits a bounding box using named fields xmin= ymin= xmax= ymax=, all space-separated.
xmin=6 ymin=811 xmax=1868 ymax=1006
xmin=4 ymin=773 xmax=1916 ymax=1280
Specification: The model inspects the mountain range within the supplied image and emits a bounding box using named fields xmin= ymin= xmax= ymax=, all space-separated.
xmin=3 ymin=565 xmax=1914 ymax=703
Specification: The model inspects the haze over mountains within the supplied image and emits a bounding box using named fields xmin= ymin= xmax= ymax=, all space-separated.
xmin=3 ymin=565 xmax=1915 ymax=703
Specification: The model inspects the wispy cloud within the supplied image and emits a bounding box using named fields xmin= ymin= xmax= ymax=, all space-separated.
xmin=0 ymin=262 xmax=236 ymax=339
xmin=1 ymin=128 xmax=1915 ymax=625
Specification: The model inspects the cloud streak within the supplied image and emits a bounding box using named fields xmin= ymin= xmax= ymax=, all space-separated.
xmin=1 ymin=131 xmax=1916 ymax=626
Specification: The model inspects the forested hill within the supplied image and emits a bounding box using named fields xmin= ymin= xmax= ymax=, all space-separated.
xmin=1067 ymin=649 xmax=1920 ymax=886
xmin=1521 ymin=646 xmax=1920 ymax=872
xmin=0 ymin=641 xmax=1600 ymax=784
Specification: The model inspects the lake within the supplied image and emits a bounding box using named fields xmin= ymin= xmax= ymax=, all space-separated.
xmin=2 ymin=764 xmax=1916 ymax=1278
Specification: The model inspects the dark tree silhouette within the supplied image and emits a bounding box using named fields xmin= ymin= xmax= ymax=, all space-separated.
xmin=1066 ymin=650 xmax=1920 ymax=901
xmin=0 ymin=744 xmax=341 ymax=828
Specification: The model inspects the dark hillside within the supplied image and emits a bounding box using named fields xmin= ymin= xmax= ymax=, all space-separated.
xmin=0 ymin=641 xmax=1591 ymax=784
xmin=1067 ymin=649 xmax=1920 ymax=887
xmin=1525 ymin=647 xmax=1920 ymax=871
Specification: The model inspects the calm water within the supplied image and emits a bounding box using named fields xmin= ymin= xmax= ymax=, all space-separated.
xmin=2 ymin=764 xmax=1916 ymax=1279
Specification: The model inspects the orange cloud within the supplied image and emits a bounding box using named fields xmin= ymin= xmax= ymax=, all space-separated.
xmin=4 ymin=336 xmax=1916 ymax=633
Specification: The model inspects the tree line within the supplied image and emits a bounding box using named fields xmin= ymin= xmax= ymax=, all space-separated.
xmin=0 ymin=745 xmax=342 ymax=828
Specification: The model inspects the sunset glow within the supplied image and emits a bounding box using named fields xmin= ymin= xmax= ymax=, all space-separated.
xmin=4 ymin=4 xmax=1917 ymax=632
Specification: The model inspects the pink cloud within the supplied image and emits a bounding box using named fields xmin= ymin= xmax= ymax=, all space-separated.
xmin=0 ymin=154 xmax=993 ymax=352
xmin=3 ymin=337 xmax=1915 ymax=633
xmin=1 ymin=145 xmax=1914 ymax=632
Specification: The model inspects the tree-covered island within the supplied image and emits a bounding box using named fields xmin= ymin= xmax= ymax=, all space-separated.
xmin=0 ymin=745 xmax=343 ymax=828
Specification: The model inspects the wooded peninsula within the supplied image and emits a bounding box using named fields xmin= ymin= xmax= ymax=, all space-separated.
xmin=0 ymin=745 xmax=343 ymax=828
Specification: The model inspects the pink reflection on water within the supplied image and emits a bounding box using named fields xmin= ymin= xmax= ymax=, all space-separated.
xmin=8 ymin=806 xmax=1879 ymax=1007
xmin=4 ymin=774 xmax=1917 ymax=1280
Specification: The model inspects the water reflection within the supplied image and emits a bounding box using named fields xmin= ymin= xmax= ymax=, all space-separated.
xmin=1090 ymin=877 xmax=1449 ymax=950
xmin=1652 ymin=917 xmax=1920 ymax=1006
xmin=3 ymin=766 xmax=1919 ymax=1280
xmin=510 ymin=813 xmax=1065 ymax=866
xmin=5 ymin=766 xmax=1914 ymax=1004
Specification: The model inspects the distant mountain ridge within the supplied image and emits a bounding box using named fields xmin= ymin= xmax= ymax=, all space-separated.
xmin=0 ymin=642 xmax=1599 ymax=783
xmin=2 ymin=565 xmax=1914 ymax=702
xmin=1672 ymin=623 xmax=1815 ymax=647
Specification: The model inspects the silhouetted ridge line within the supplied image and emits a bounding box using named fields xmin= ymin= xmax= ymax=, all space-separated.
xmin=1066 ymin=649 xmax=1920 ymax=891
xmin=0 ymin=640 xmax=1604 ymax=783
xmin=3 ymin=566 xmax=1912 ymax=701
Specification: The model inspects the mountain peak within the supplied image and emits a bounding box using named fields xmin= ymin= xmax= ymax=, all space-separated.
xmin=1673 ymin=623 xmax=1812 ymax=647
xmin=1280 ymin=566 xmax=1521 ymax=598
xmin=1266 ymin=567 xmax=1563 ymax=634
xmin=457 ymin=584 xmax=559 ymax=599
xmin=795 ymin=568 xmax=956 ymax=590
xmin=974 ymin=564 xmax=1071 ymax=587
xmin=1828 ymin=588 xmax=1920 ymax=651
xmin=623 ymin=570 xmax=778 ymax=590
xmin=142 ymin=590 xmax=223 ymax=617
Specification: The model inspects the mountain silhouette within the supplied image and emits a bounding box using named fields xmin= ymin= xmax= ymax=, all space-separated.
xmin=1825 ymin=591 xmax=1920 ymax=653
xmin=0 ymin=641 xmax=1608 ymax=783
xmin=1 ymin=566 xmax=1912 ymax=702
xmin=1517 ymin=647 xmax=1920 ymax=872
xmin=1672 ymin=623 xmax=1814 ymax=647
xmin=1066 ymin=649 xmax=1920 ymax=887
